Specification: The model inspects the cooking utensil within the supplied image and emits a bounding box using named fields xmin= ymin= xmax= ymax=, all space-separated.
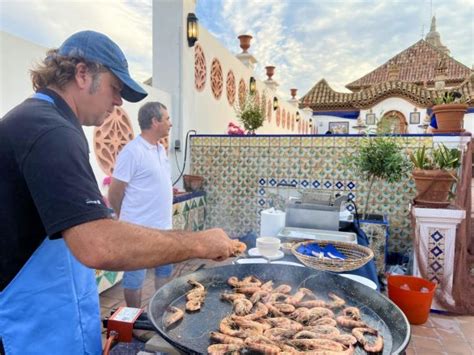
xmin=147 ymin=264 xmax=410 ymax=354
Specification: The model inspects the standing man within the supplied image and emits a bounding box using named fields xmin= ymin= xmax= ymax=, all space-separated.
xmin=0 ymin=31 xmax=236 ymax=354
xmin=108 ymin=102 xmax=174 ymax=309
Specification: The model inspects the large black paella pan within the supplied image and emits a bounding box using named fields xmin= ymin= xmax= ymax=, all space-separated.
xmin=148 ymin=264 xmax=410 ymax=354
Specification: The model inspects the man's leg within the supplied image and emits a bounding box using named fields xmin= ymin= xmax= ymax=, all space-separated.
xmin=154 ymin=264 xmax=174 ymax=291
xmin=122 ymin=269 xmax=147 ymax=308
xmin=123 ymin=288 xmax=142 ymax=308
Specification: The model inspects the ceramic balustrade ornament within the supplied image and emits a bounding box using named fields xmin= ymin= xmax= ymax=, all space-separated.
xmin=210 ymin=58 xmax=223 ymax=100
xmin=226 ymin=70 xmax=236 ymax=106
xmin=194 ymin=44 xmax=206 ymax=91
xmin=93 ymin=106 xmax=134 ymax=176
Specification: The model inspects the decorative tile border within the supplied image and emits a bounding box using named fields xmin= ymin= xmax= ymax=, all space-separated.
xmin=173 ymin=194 xmax=207 ymax=231
xmin=427 ymin=228 xmax=446 ymax=283
xmin=96 ymin=270 xmax=124 ymax=294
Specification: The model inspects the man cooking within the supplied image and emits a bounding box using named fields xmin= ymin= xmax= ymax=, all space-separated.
xmin=0 ymin=30 xmax=236 ymax=354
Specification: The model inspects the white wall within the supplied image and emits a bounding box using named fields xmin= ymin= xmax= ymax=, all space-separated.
xmin=370 ymin=97 xmax=428 ymax=134
xmin=152 ymin=0 xmax=300 ymax=140
xmin=84 ymin=84 xmax=172 ymax=195
xmin=0 ymin=31 xmax=173 ymax=194
xmin=463 ymin=112 xmax=474 ymax=133
xmin=314 ymin=97 xmax=433 ymax=134
xmin=191 ymin=27 xmax=299 ymax=135
xmin=0 ymin=31 xmax=46 ymax=116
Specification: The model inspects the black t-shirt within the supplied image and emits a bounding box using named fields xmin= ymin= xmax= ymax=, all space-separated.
xmin=0 ymin=88 xmax=110 ymax=291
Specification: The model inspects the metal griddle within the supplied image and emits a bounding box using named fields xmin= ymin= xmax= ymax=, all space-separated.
xmin=148 ymin=264 xmax=410 ymax=354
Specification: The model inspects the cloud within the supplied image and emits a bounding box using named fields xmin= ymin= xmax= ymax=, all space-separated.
xmin=0 ymin=0 xmax=153 ymax=82
xmin=199 ymin=0 xmax=473 ymax=96
xmin=1 ymin=0 xmax=472 ymax=97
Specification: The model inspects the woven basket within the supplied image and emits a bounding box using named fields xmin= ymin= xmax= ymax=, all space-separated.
xmin=291 ymin=240 xmax=374 ymax=272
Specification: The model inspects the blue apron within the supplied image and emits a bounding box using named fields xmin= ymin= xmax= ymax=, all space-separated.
xmin=0 ymin=93 xmax=102 ymax=354
xmin=0 ymin=238 xmax=102 ymax=354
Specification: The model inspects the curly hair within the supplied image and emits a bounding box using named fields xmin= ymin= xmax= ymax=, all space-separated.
xmin=30 ymin=49 xmax=107 ymax=93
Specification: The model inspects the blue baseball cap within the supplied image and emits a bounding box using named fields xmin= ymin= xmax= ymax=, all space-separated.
xmin=58 ymin=30 xmax=148 ymax=102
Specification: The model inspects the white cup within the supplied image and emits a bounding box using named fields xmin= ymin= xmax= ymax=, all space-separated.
xmin=256 ymin=237 xmax=281 ymax=257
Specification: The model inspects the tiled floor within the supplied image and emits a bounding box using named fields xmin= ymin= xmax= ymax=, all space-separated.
xmin=406 ymin=314 xmax=474 ymax=354
xmin=100 ymin=259 xmax=474 ymax=354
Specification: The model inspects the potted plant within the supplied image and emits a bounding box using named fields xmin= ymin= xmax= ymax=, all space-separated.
xmin=410 ymin=144 xmax=461 ymax=207
xmin=235 ymin=93 xmax=265 ymax=134
xmin=432 ymin=91 xmax=468 ymax=133
xmin=344 ymin=134 xmax=411 ymax=276
xmin=345 ymin=135 xmax=412 ymax=220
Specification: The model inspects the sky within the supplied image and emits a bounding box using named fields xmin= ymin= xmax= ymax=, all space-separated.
xmin=1 ymin=0 xmax=473 ymax=97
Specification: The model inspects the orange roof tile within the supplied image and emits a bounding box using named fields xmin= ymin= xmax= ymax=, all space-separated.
xmin=300 ymin=77 xmax=473 ymax=111
xmin=346 ymin=40 xmax=470 ymax=91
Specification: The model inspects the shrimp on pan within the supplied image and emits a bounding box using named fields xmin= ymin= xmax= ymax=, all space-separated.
xmin=233 ymin=298 xmax=253 ymax=316
xmin=263 ymin=327 xmax=297 ymax=342
xmin=336 ymin=306 xmax=366 ymax=328
xmin=273 ymin=284 xmax=292 ymax=294
xmin=209 ymin=331 xmax=244 ymax=345
xmin=207 ymin=343 xmax=242 ymax=355
xmin=221 ymin=292 xmax=245 ymax=303
xmin=244 ymin=302 xmax=268 ymax=320
xmin=310 ymin=316 xmax=338 ymax=327
xmin=288 ymin=338 xmax=346 ymax=352
xmin=352 ymin=327 xmax=384 ymax=353
xmin=163 ymin=306 xmax=184 ymax=328
xmin=297 ymin=300 xmax=328 ymax=308
xmin=185 ymin=298 xmax=203 ymax=312
xmin=327 ymin=292 xmax=346 ymax=309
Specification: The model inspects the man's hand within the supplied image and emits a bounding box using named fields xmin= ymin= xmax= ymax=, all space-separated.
xmin=231 ymin=241 xmax=247 ymax=256
xmin=193 ymin=228 xmax=237 ymax=261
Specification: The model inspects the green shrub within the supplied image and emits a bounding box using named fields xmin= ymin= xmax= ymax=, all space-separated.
xmin=411 ymin=144 xmax=461 ymax=171
xmin=235 ymin=93 xmax=264 ymax=133
xmin=344 ymin=135 xmax=411 ymax=219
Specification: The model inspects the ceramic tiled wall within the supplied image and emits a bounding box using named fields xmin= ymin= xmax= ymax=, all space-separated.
xmin=172 ymin=194 xmax=207 ymax=231
xmin=191 ymin=135 xmax=435 ymax=253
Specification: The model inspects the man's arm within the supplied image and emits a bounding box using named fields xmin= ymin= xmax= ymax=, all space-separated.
xmin=63 ymin=219 xmax=236 ymax=270
xmin=108 ymin=178 xmax=127 ymax=217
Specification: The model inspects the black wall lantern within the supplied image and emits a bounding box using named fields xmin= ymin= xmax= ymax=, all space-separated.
xmin=249 ymin=77 xmax=256 ymax=94
xmin=187 ymin=13 xmax=199 ymax=47
xmin=296 ymin=111 xmax=300 ymax=122
xmin=273 ymin=97 xmax=279 ymax=111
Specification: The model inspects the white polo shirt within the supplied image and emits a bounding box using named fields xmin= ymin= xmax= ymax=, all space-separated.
xmin=113 ymin=135 xmax=172 ymax=229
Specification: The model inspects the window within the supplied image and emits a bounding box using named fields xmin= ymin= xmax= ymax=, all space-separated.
xmin=365 ymin=113 xmax=376 ymax=125
xmin=409 ymin=112 xmax=420 ymax=124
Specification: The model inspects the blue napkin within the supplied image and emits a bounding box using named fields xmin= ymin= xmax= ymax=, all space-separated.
xmin=296 ymin=243 xmax=347 ymax=260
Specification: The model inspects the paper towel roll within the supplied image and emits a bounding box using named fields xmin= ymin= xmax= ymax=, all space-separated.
xmin=260 ymin=208 xmax=286 ymax=237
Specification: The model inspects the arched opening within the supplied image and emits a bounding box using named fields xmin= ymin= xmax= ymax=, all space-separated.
xmin=378 ymin=110 xmax=408 ymax=134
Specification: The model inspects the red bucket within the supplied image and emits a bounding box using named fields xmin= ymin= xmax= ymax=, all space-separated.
xmin=387 ymin=275 xmax=437 ymax=325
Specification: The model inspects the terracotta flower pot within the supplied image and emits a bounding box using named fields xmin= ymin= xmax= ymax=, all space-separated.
xmin=432 ymin=103 xmax=468 ymax=133
xmin=412 ymin=169 xmax=456 ymax=207
xmin=265 ymin=66 xmax=275 ymax=80
xmin=238 ymin=34 xmax=253 ymax=52
xmin=183 ymin=175 xmax=204 ymax=192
